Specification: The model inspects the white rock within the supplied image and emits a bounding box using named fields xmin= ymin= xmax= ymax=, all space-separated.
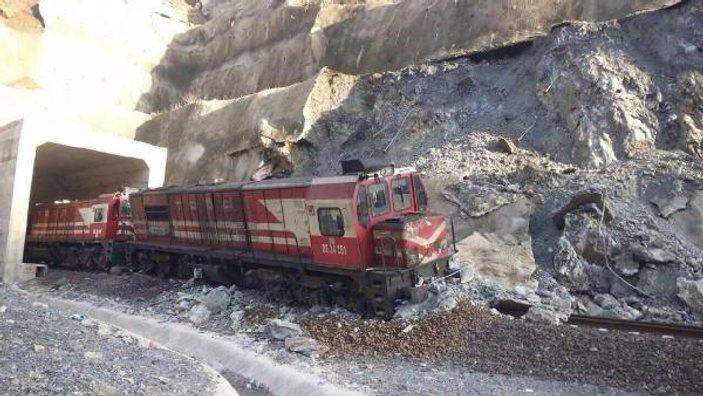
xmin=84 ymin=351 xmax=104 ymax=360
xmin=196 ymin=286 xmax=230 ymax=314
xmin=284 ymin=337 xmax=328 ymax=357
xmin=33 ymin=344 xmax=45 ymax=352
xmin=437 ymin=296 xmax=458 ymax=312
xmin=174 ymin=300 xmax=193 ymax=312
xmin=230 ymin=310 xmax=244 ymax=331
xmin=523 ymin=306 xmax=567 ymax=325
xmin=264 ymin=319 xmax=303 ymax=340
xmin=187 ymin=304 xmax=211 ymax=325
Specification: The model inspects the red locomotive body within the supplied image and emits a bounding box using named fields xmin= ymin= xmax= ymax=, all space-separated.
xmin=25 ymin=193 xmax=133 ymax=269
xmin=127 ymin=162 xmax=454 ymax=317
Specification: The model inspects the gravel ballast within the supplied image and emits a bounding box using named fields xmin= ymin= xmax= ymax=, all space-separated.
xmin=0 ymin=283 xmax=219 ymax=395
xmin=304 ymin=301 xmax=703 ymax=395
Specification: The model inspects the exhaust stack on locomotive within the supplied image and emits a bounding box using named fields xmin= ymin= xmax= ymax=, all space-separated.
xmin=26 ymin=160 xmax=455 ymax=318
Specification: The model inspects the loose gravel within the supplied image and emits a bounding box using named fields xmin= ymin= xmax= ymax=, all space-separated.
xmin=0 ymin=282 xmax=217 ymax=395
xmin=304 ymin=300 xmax=703 ymax=395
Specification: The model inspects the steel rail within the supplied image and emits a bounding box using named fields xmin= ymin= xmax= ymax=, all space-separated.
xmin=493 ymin=300 xmax=703 ymax=339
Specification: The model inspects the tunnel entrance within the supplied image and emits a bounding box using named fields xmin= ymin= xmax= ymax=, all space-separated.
xmin=0 ymin=118 xmax=167 ymax=282
xmin=30 ymin=143 xmax=150 ymax=205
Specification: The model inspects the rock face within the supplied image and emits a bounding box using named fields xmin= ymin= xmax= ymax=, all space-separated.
xmin=136 ymin=78 xmax=314 ymax=183
xmin=539 ymin=45 xmax=659 ymax=167
xmin=139 ymin=0 xmax=680 ymax=113
xmin=675 ymin=71 xmax=703 ymax=156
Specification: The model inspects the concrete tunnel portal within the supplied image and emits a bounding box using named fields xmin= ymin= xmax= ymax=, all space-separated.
xmin=0 ymin=117 xmax=167 ymax=282
xmin=30 ymin=143 xmax=150 ymax=205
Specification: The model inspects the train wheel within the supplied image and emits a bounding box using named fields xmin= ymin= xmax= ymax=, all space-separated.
xmin=156 ymin=261 xmax=173 ymax=278
xmin=91 ymin=249 xmax=108 ymax=271
xmin=175 ymin=258 xmax=192 ymax=279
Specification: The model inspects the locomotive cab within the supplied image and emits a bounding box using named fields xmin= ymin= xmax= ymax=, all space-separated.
xmin=345 ymin=161 xmax=453 ymax=273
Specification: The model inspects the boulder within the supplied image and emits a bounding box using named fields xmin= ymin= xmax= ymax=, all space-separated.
xmin=539 ymin=286 xmax=574 ymax=315
xmin=187 ymin=304 xmax=211 ymax=325
xmin=174 ymin=300 xmax=193 ymax=312
xmin=452 ymin=197 xmax=536 ymax=288
xmin=553 ymin=237 xmax=595 ymax=291
xmin=561 ymin=210 xmax=610 ymax=262
xmin=552 ymin=190 xmax=612 ymax=230
xmin=284 ymin=337 xmax=328 ymax=357
xmin=632 ymin=247 xmax=676 ymax=264
xmin=108 ymin=266 xmax=128 ymax=275
xmin=612 ymin=252 xmax=640 ymax=276
xmin=442 ymin=182 xmax=516 ymax=218
xmin=594 ymin=293 xmax=619 ymax=310
xmin=644 ymin=306 xmax=685 ymax=323
xmin=523 ymin=306 xmax=567 ymax=325
xmin=648 ymin=182 xmax=689 ymax=218
xmin=437 ymin=296 xmax=458 ymax=312
xmin=580 ymin=295 xmax=643 ymax=320
xmin=229 ymin=310 xmax=244 ymax=331
xmin=264 ymin=319 xmax=303 ymax=340
xmin=496 ymin=137 xmax=517 ymax=154
xmin=637 ymin=266 xmax=685 ymax=298
xmin=671 ymin=190 xmax=703 ymax=250
xmin=196 ymin=286 xmax=230 ymax=314
xmin=676 ymin=277 xmax=703 ymax=314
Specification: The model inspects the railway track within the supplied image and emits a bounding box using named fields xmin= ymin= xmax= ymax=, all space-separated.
xmin=494 ymin=300 xmax=703 ymax=340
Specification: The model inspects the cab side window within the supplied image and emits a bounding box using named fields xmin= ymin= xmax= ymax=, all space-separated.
xmin=93 ymin=208 xmax=105 ymax=223
xmin=412 ymin=174 xmax=428 ymax=212
xmin=318 ymin=208 xmax=345 ymax=236
xmin=368 ymin=182 xmax=390 ymax=216
xmin=356 ymin=186 xmax=369 ymax=226
xmin=392 ymin=177 xmax=412 ymax=211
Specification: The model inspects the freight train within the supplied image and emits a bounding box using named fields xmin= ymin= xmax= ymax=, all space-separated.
xmin=25 ymin=161 xmax=455 ymax=317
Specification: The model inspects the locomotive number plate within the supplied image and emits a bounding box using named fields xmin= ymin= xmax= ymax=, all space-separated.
xmin=321 ymin=238 xmax=347 ymax=256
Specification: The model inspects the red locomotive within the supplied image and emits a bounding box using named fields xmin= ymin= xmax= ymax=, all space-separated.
xmin=26 ymin=161 xmax=455 ymax=317
xmin=25 ymin=193 xmax=133 ymax=269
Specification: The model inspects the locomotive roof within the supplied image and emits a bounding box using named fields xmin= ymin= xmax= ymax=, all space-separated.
xmin=135 ymin=174 xmax=361 ymax=195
